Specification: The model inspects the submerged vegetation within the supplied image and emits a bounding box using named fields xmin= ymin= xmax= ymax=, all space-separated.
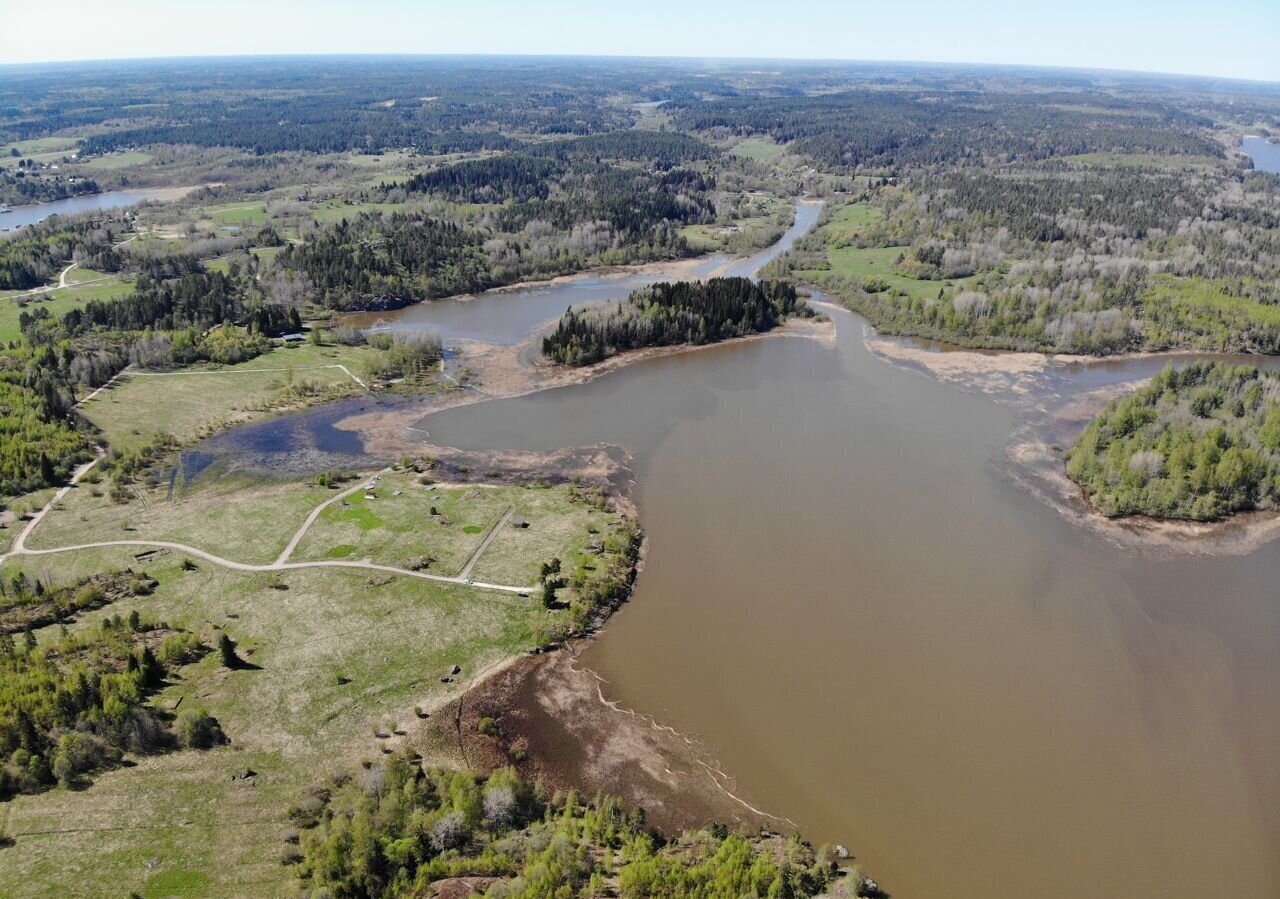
xmin=1067 ymin=362 xmax=1280 ymax=520
xmin=542 ymin=278 xmax=804 ymax=366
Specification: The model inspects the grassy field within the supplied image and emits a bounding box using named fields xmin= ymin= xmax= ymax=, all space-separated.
xmin=730 ymin=137 xmax=786 ymax=161
xmin=205 ymin=203 xmax=269 ymax=226
xmin=65 ymin=266 xmax=111 ymax=283
xmin=822 ymin=202 xmax=883 ymax=243
xmin=25 ymin=472 xmax=337 ymax=564
xmin=470 ymin=483 xmax=615 ymax=586
xmin=78 ymin=342 xmax=379 ymax=452
xmin=293 ymin=473 xmax=521 ymax=578
xmin=791 ymin=201 xmax=967 ymax=302
xmin=801 ymin=245 xmax=953 ymax=301
xmin=0 ymin=450 xmax=630 ymax=896
xmin=75 ymin=151 xmax=154 ymax=171
xmin=0 ymin=276 xmax=136 ymax=343
xmin=0 ymin=137 xmax=79 ymax=163
xmin=0 ymin=550 xmax=543 ymax=898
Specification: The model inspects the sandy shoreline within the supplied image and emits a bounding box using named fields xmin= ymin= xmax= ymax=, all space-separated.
xmin=416 ymin=649 xmax=788 ymax=836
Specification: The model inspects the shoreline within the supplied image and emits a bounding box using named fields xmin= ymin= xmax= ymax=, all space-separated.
xmin=857 ymin=327 xmax=1280 ymax=555
xmin=327 ymin=322 xmax=841 ymax=839
xmin=342 ymin=197 xmax=821 ymax=322
xmin=336 ymin=315 xmax=837 ymax=459
xmin=1006 ymin=436 xmax=1280 ymax=557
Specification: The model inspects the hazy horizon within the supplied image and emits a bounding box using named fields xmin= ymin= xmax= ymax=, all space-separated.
xmin=2 ymin=0 xmax=1277 ymax=83
xmin=2 ymin=51 xmax=1278 ymax=88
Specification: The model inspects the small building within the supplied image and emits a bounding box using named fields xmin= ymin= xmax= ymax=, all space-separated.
xmin=511 ymin=517 xmax=528 ymax=529
xmin=281 ymin=333 xmax=305 ymax=343
xmin=364 ymin=492 xmax=377 ymax=500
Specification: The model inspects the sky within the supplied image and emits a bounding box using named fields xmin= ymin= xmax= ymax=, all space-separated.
xmin=2 ymin=0 xmax=1278 ymax=83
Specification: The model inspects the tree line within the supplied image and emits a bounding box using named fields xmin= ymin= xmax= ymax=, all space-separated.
xmin=0 ymin=214 xmax=130 ymax=291
xmin=542 ymin=278 xmax=804 ymax=366
xmin=292 ymin=759 xmax=840 ymax=899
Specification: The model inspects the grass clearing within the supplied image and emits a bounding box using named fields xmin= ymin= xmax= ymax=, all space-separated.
xmin=822 ymin=202 xmax=883 ymax=242
xmin=730 ymin=137 xmax=786 ymax=161
xmin=0 ymin=550 xmax=544 ymax=898
xmin=292 ymin=471 xmax=518 ymax=577
xmin=26 ymin=471 xmax=337 ymax=564
xmin=308 ymin=200 xmax=403 ymax=224
xmin=470 ymin=484 xmax=615 ymax=586
xmin=75 ymin=151 xmax=154 ymax=171
xmin=205 ymin=203 xmax=269 ymax=226
xmin=0 ymin=276 xmax=136 ymax=343
xmin=0 ymin=137 xmax=79 ymax=159
xmin=78 ymin=342 xmax=379 ymax=452
xmin=801 ymin=245 xmax=955 ymax=302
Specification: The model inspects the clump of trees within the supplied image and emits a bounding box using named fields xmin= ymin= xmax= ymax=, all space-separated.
xmin=364 ymin=331 xmax=443 ymax=383
xmin=0 ymin=570 xmax=155 ymax=634
xmin=0 ymin=609 xmax=217 ymax=799
xmin=542 ymin=278 xmax=803 ymax=366
xmin=1067 ymin=362 xmax=1280 ymax=520
xmin=292 ymin=759 xmax=835 ymax=899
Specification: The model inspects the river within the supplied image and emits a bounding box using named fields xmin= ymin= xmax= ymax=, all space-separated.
xmin=1243 ymin=135 xmax=1280 ymax=174
xmin=0 ymin=187 xmax=194 ymax=232
xmin=343 ymin=201 xmax=823 ymax=345
xmin=199 ymin=205 xmax=1280 ymax=899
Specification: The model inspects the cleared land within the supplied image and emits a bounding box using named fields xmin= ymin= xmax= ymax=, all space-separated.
xmin=25 ymin=472 xmax=337 ymax=565
xmin=0 ymin=551 xmax=540 ymax=898
xmin=802 ymin=245 xmax=958 ymax=301
xmin=0 ymin=276 xmax=136 ymax=343
xmin=78 ymin=342 xmax=380 ymax=452
xmin=730 ymin=136 xmax=786 ymax=161
xmin=470 ymin=484 xmax=618 ymax=586
xmin=75 ymin=151 xmax=154 ymax=171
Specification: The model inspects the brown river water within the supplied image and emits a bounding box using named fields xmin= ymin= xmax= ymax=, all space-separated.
xmin=413 ymin=315 xmax=1280 ymax=899
xmin=202 ymin=206 xmax=1280 ymax=898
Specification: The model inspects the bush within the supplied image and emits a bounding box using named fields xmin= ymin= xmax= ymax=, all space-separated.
xmin=176 ymin=708 xmax=225 ymax=749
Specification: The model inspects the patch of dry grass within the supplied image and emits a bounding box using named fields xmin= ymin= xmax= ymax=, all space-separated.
xmin=25 ymin=472 xmax=336 ymax=564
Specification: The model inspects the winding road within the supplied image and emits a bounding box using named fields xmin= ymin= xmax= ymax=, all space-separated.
xmin=1 ymin=459 xmax=536 ymax=596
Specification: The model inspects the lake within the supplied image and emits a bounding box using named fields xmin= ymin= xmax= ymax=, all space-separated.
xmin=201 ymin=207 xmax=1280 ymax=899
xmin=1243 ymin=135 xmax=1280 ymax=174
